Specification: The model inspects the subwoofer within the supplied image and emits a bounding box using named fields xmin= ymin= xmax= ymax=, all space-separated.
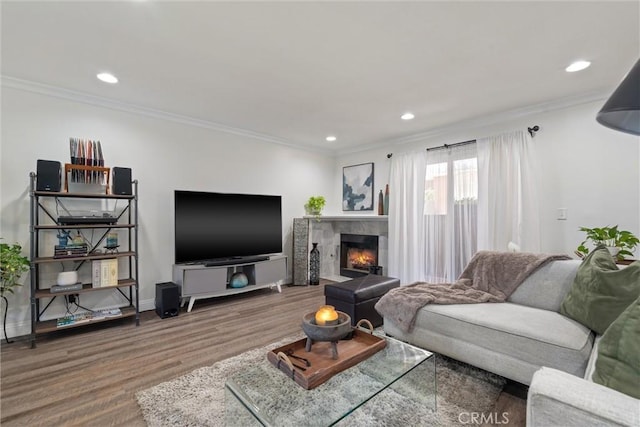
xmin=155 ymin=282 xmax=180 ymax=318
xmin=112 ymin=167 xmax=132 ymax=195
xmin=36 ymin=159 xmax=62 ymax=192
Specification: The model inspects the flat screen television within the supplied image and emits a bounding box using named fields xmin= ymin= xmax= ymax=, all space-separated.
xmin=174 ymin=190 xmax=282 ymax=265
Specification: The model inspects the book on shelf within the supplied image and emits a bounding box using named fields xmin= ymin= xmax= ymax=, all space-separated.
xmin=56 ymin=312 xmax=93 ymax=328
xmin=92 ymin=260 xmax=102 ymax=288
xmin=91 ymin=308 xmax=122 ymax=319
xmin=96 ymin=258 xmax=118 ymax=288
xmin=56 ymin=316 xmax=74 ymax=327
xmin=56 ymin=308 xmax=122 ymax=328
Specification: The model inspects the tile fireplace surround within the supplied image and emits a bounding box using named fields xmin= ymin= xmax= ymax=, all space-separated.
xmin=292 ymin=216 xmax=389 ymax=285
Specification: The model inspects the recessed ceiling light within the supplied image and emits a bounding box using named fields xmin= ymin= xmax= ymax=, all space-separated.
xmin=401 ymin=112 xmax=415 ymax=120
xmin=97 ymin=72 xmax=118 ymax=84
xmin=325 ymin=136 xmax=337 ymax=142
xmin=565 ymin=61 xmax=591 ymax=73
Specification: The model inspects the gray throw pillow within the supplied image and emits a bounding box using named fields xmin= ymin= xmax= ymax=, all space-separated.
xmin=592 ymin=296 xmax=640 ymax=399
xmin=559 ymin=246 xmax=640 ymax=334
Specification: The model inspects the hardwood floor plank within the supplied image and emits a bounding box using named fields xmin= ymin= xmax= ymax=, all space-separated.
xmin=1 ymin=282 xmax=526 ymax=426
xmin=1 ymin=284 xmax=324 ymax=426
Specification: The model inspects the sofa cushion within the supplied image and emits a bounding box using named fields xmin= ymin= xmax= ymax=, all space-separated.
xmin=411 ymin=302 xmax=593 ymax=376
xmin=509 ymin=260 xmax=580 ymax=311
xmin=583 ymin=335 xmax=602 ymax=381
xmin=560 ymin=247 xmax=640 ymax=334
xmin=592 ymin=296 xmax=640 ymax=399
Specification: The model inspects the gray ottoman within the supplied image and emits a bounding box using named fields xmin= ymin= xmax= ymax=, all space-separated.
xmin=324 ymin=275 xmax=400 ymax=327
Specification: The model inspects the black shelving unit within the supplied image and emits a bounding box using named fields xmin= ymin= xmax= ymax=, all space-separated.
xmin=28 ymin=172 xmax=139 ymax=347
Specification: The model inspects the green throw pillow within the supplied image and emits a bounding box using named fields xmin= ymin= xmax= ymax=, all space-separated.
xmin=560 ymin=246 xmax=640 ymax=334
xmin=592 ymin=296 xmax=640 ymax=399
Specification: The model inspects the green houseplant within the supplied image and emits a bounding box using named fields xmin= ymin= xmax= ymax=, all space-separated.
xmin=1 ymin=240 xmax=30 ymax=343
xmin=576 ymin=225 xmax=639 ymax=261
xmin=304 ymin=196 xmax=326 ymax=218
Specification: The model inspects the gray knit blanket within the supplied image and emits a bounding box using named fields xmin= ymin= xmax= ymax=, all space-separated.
xmin=374 ymin=251 xmax=571 ymax=333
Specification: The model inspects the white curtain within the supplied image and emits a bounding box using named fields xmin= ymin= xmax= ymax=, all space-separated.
xmin=388 ymin=150 xmax=427 ymax=284
xmin=477 ymin=130 xmax=540 ymax=252
xmin=424 ymin=143 xmax=478 ymax=282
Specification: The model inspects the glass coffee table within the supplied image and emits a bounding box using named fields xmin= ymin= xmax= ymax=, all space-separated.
xmin=225 ymin=335 xmax=436 ymax=426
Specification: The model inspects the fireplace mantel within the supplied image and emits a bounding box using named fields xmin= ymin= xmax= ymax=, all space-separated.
xmin=303 ymin=215 xmax=388 ymax=222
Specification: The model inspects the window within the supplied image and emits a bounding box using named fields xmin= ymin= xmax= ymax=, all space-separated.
xmin=424 ymin=146 xmax=478 ymax=282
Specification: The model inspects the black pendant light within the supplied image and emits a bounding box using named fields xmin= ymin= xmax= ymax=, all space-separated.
xmin=596 ymin=58 xmax=640 ymax=136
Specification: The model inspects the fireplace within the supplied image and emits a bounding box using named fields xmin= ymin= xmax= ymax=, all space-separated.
xmin=340 ymin=234 xmax=379 ymax=278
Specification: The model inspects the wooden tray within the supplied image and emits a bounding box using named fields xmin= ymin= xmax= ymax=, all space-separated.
xmin=267 ymin=327 xmax=386 ymax=390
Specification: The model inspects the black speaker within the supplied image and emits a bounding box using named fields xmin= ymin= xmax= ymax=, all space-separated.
xmin=155 ymin=282 xmax=180 ymax=318
xmin=112 ymin=167 xmax=132 ymax=195
xmin=36 ymin=160 xmax=61 ymax=192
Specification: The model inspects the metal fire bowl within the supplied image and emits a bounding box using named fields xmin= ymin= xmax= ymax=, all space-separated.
xmin=301 ymin=311 xmax=352 ymax=342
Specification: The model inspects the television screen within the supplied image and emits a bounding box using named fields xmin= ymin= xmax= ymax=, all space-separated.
xmin=174 ymin=190 xmax=282 ymax=264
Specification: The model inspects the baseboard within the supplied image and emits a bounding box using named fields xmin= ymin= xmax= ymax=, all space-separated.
xmin=2 ymin=319 xmax=32 ymax=341
xmin=139 ymin=298 xmax=155 ymax=312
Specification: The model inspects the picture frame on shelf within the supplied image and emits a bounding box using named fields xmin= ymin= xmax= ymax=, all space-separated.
xmin=342 ymin=162 xmax=374 ymax=211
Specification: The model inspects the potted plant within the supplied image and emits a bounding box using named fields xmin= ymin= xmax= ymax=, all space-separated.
xmin=0 ymin=240 xmax=30 ymax=343
xmin=576 ymin=225 xmax=639 ymax=261
xmin=304 ymin=196 xmax=326 ymax=218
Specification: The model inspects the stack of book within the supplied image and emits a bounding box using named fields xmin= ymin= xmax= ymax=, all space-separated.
xmin=54 ymin=243 xmax=89 ymax=258
xmin=56 ymin=308 xmax=122 ymax=328
xmin=91 ymin=308 xmax=122 ymax=319
xmin=56 ymin=312 xmax=93 ymax=328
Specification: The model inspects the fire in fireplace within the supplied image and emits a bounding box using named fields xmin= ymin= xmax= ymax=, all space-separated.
xmin=340 ymin=234 xmax=379 ymax=278
xmin=346 ymin=248 xmax=376 ymax=270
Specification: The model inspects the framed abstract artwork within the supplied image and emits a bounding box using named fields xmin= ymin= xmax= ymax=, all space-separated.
xmin=342 ymin=162 xmax=374 ymax=211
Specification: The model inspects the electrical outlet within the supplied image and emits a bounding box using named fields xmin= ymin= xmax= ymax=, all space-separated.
xmin=68 ymin=294 xmax=77 ymax=304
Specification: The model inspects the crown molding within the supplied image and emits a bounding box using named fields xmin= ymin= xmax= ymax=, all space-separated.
xmin=1 ymin=75 xmax=333 ymax=156
xmin=2 ymin=75 xmax=610 ymax=159
xmin=336 ymin=90 xmax=610 ymax=156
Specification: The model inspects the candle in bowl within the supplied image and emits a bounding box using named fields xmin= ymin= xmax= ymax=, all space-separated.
xmin=315 ymin=305 xmax=339 ymax=326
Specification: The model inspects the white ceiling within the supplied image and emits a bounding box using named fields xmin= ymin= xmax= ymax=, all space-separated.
xmin=2 ymin=1 xmax=639 ymax=154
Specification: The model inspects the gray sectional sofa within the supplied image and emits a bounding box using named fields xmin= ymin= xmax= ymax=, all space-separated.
xmin=527 ymin=362 xmax=638 ymax=427
xmin=382 ymin=259 xmax=639 ymax=426
xmin=383 ymin=259 xmax=590 ymax=385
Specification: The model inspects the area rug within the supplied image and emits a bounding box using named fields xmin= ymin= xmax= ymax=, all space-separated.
xmin=136 ymin=334 xmax=506 ymax=427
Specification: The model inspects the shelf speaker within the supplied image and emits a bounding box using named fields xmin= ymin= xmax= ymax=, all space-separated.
xmin=155 ymin=282 xmax=180 ymax=319
xmin=36 ymin=159 xmax=62 ymax=192
xmin=112 ymin=167 xmax=132 ymax=195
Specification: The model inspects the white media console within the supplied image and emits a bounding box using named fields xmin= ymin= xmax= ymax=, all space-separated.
xmin=172 ymin=255 xmax=287 ymax=312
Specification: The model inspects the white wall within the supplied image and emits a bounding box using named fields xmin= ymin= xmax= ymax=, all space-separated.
xmin=0 ymin=86 xmax=336 ymax=338
xmin=335 ymin=100 xmax=640 ymax=256
xmin=3 ymin=87 xmax=638 ymax=339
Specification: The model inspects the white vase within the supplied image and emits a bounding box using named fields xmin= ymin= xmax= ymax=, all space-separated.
xmin=606 ymin=246 xmax=620 ymax=259
xmin=57 ymin=271 xmax=78 ymax=286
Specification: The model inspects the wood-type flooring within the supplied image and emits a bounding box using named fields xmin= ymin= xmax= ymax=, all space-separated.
xmin=1 ymin=282 xmax=526 ymax=426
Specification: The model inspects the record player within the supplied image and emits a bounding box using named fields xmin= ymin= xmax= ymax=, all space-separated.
xmin=58 ymin=212 xmax=117 ymax=225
